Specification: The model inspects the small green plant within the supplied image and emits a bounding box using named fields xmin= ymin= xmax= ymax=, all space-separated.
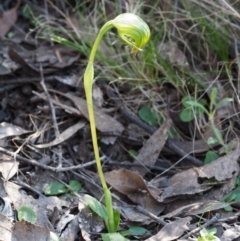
xmin=44 ymin=180 xmax=82 ymax=195
xmin=138 ymin=106 xmax=179 ymax=139
xmin=197 ymin=227 xmax=220 ymax=241
xmin=180 ymin=96 xmax=207 ymax=123
xmin=83 ymin=13 xmax=150 ymax=237
xmin=204 ymin=151 xmax=219 ymax=165
xmin=181 ymin=88 xmax=233 ymax=146
xmin=222 ymin=177 xmax=240 ymax=211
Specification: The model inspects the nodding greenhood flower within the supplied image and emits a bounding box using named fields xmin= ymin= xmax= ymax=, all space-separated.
xmin=111 ymin=13 xmax=150 ymax=53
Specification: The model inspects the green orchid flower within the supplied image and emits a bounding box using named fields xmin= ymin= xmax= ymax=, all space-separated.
xmin=112 ymin=13 xmax=151 ymax=53
xmin=84 ymin=13 xmax=150 ymax=233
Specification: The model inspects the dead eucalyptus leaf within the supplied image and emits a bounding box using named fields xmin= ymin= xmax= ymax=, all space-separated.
xmin=159 ymin=147 xmax=240 ymax=201
xmin=144 ymin=217 xmax=191 ymax=241
xmin=105 ymin=169 xmax=164 ymax=214
xmin=0 ymin=122 xmax=31 ymax=139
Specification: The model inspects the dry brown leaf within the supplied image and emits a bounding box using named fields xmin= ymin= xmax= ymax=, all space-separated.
xmin=132 ymin=118 xmax=171 ymax=176
xmin=159 ymin=147 xmax=240 ymax=201
xmin=12 ymin=220 xmax=50 ymax=241
xmin=0 ymin=122 xmax=31 ymax=139
xmin=5 ymin=181 xmax=64 ymax=228
xmin=0 ymin=154 xmax=19 ymax=180
xmin=197 ymin=146 xmax=240 ymax=181
xmin=220 ymin=223 xmax=240 ymax=240
xmin=159 ymin=168 xmax=211 ymax=202
xmin=0 ymin=213 xmax=14 ymax=240
xmin=144 ymin=217 xmax=191 ymax=241
xmin=34 ymin=121 xmax=85 ymax=148
xmin=162 ymin=200 xmax=230 ymax=219
xmin=105 ymin=169 xmax=164 ymax=214
xmin=0 ymin=0 xmax=21 ymax=37
xmin=60 ymin=216 xmax=80 ymax=241
xmin=66 ymin=94 xmax=124 ymax=134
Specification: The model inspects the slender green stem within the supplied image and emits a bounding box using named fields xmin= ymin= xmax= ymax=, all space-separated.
xmin=83 ymin=14 xmax=150 ymax=233
xmin=84 ymin=21 xmax=115 ymax=232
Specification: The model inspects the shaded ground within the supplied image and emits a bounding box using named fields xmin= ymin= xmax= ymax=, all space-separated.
xmin=1 ymin=0 xmax=240 ymax=240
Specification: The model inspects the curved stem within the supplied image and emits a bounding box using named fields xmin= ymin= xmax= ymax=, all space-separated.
xmin=84 ymin=21 xmax=115 ymax=232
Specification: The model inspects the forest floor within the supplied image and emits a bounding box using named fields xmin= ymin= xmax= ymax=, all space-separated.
xmin=0 ymin=0 xmax=240 ymax=240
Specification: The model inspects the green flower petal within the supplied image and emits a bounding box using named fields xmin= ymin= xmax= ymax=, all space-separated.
xmin=112 ymin=13 xmax=150 ymax=53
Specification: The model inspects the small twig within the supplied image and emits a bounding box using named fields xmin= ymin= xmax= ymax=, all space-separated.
xmin=39 ymin=64 xmax=63 ymax=168
xmin=181 ymin=213 xmax=221 ymax=239
xmin=13 ymin=180 xmax=45 ymax=197
xmin=218 ymin=211 xmax=240 ymax=222
xmin=0 ymin=76 xmax=55 ymax=85
xmin=0 ymin=146 xmax=105 ymax=172
xmin=136 ymin=205 xmax=167 ymax=226
xmin=103 ymin=83 xmax=203 ymax=166
xmin=103 ymin=154 xmax=176 ymax=174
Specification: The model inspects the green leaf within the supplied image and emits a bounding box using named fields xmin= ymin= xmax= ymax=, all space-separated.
xmin=212 ymin=126 xmax=224 ymax=146
xmin=69 ymin=180 xmax=82 ymax=192
xmin=204 ymin=151 xmax=219 ymax=165
xmin=235 ymin=177 xmax=240 ymax=188
xmin=210 ymin=87 xmax=218 ymax=108
xmin=18 ymin=206 xmax=37 ymax=224
xmin=101 ymin=233 xmax=129 ymax=241
xmin=120 ymin=226 xmax=148 ymax=237
xmin=215 ymin=97 xmax=233 ymax=109
xmin=128 ymin=149 xmax=138 ymax=159
xmin=180 ymin=108 xmax=194 ymax=122
xmin=185 ymin=101 xmax=209 ymax=114
xmin=50 ymin=232 xmax=62 ymax=241
xmin=199 ymin=228 xmax=220 ymax=241
xmin=207 ymin=137 xmax=219 ymax=145
xmin=113 ymin=209 xmax=120 ymax=232
xmin=224 ymin=205 xmax=233 ymax=212
xmin=223 ymin=192 xmax=237 ymax=203
xmin=138 ymin=106 xmax=159 ymax=126
xmin=181 ymin=96 xmax=195 ymax=108
xmin=44 ymin=181 xmax=69 ymax=195
xmin=84 ymin=194 xmax=108 ymax=222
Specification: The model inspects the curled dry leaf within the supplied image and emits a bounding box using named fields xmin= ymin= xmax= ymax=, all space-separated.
xmin=0 ymin=0 xmax=21 ymax=37
xmin=144 ymin=217 xmax=191 ymax=241
xmin=159 ymin=146 xmax=240 ymax=201
xmin=0 ymin=122 xmax=31 ymax=139
xmin=105 ymin=169 xmax=164 ymax=214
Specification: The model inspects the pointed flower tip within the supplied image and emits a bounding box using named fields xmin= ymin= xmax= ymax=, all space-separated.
xmin=112 ymin=13 xmax=150 ymax=53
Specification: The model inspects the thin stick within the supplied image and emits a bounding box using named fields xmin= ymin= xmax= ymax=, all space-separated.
xmin=39 ymin=64 xmax=63 ymax=168
xmin=0 ymin=146 xmax=106 ymax=172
